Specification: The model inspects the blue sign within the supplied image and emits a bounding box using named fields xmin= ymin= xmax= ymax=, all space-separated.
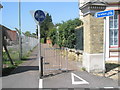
xmin=34 ymin=10 xmax=46 ymax=22
xmin=95 ymin=10 xmax=114 ymax=18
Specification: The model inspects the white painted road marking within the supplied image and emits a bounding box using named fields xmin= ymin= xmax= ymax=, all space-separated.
xmin=104 ymin=87 xmax=114 ymax=88
xmin=39 ymin=79 xmax=43 ymax=88
xmin=71 ymin=73 xmax=89 ymax=85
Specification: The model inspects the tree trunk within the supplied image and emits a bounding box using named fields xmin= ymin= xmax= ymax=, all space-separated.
xmin=44 ymin=38 xmax=47 ymax=43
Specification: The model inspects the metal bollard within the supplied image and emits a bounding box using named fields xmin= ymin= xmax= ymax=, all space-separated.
xmin=40 ymin=56 xmax=44 ymax=78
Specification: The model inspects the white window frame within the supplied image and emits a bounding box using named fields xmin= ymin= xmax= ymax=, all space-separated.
xmin=109 ymin=11 xmax=119 ymax=47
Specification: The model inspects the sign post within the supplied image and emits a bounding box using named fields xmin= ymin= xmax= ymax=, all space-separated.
xmin=34 ymin=10 xmax=46 ymax=78
xmin=95 ymin=10 xmax=114 ymax=77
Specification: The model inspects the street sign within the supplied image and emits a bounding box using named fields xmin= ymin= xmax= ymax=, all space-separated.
xmin=34 ymin=10 xmax=46 ymax=23
xmin=34 ymin=10 xmax=46 ymax=79
xmin=95 ymin=10 xmax=114 ymax=18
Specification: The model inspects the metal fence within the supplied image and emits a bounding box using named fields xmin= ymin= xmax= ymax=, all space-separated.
xmin=2 ymin=26 xmax=38 ymax=68
xmin=22 ymin=36 xmax=38 ymax=56
xmin=41 ymin=44 xmax=68 ymax=76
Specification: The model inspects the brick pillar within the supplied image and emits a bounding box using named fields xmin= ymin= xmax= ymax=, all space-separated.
xmin=80 ymin=1 xmax=106 ymax=72
xmin=83 ymin=14 xmax=104 ymax=54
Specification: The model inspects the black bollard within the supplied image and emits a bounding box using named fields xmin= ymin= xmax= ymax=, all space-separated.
xmin=40 ymin=56 xmax=43 ymax=78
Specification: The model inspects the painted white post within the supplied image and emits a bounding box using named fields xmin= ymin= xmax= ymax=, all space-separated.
xmin=105 ymin=17 xmax=110 ymax=60
xmin=103 ymin=17 xmax=106 ymax=76
xmin=38 ymin=24 xmax=41 ymax=77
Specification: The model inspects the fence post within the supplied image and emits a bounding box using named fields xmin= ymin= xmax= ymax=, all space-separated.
xmin=66 ymin=48 xmax=68 ymax=71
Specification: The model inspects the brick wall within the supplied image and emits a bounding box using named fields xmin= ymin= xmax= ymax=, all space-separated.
xmin=83 ymin=14 xmax=104 ymax=54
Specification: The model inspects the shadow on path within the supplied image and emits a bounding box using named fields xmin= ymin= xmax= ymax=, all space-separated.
xmin=10 ymin=66 xmax=39 ymax=75
xmin=21 ymin=57 xmax=37 ymax=61
xmin=2 ymin=66 xmax=39 ymax=77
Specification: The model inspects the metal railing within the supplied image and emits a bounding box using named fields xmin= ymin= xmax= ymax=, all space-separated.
xmin=41 ymin=45 xmax=68 ymax=76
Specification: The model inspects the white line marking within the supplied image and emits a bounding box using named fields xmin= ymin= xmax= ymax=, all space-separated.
xmin=39 ymin=79 xmax=43 ymax=88
xmin=71 ymin=73 xmax=89 ymax=85
xmin=104 ymin=87 xmax=114 ymax=88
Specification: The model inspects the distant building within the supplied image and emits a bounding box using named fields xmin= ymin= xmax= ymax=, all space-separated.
xmin=79 ymin=0 xmax=120 ymax=72
xmin=0 ymin=4 xmax=3 ymax=9
xmin=1 ymin=25 xmax=19 ymax=45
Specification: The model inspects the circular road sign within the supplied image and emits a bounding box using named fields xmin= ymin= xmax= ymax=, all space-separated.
xmin=34 ymin=10 xmax=46 ymax=23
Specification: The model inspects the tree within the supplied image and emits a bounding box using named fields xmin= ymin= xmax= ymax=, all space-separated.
xmin=24 ymin=31 xmax=31 ymax=37
xmin=31 ymin=33 xmax=37 ymax=38
xmin=49 ymin=18 xmax=83 ymax=48
xmin=49 ymin=28 xmax=57 ymax=45
xmin=36 ymin=13 xmax=54 ymax=43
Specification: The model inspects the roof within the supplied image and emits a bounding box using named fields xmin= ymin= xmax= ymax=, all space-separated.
xmin=80 ymin=0 xmax=120 ymax=7
xmin=82 ymin=0 xmax=120 ymax=3
xmin=0 ymin=4 xmax=3 ymax=8
xmin=1 ymin=25 xmax=18 ymax=41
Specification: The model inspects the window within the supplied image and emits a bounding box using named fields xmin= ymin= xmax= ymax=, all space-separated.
xmin=109 ymin=11 xmax=119 ymax=46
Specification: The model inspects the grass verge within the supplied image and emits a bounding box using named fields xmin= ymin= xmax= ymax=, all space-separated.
xmin=2 ymin=46 xmax=37 ymax=76
xmin=2 ymin=60 xmax=22 ymax=76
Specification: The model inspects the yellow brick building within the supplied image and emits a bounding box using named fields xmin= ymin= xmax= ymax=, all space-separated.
xmin=79 ymin=0 xmax=120 ymax=72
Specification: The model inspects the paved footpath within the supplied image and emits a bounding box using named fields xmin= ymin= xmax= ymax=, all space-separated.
xmin=41 ymin=44 xmax=120 ymax=89
xmin=2 ymin=46 xmax=39 ymax=88
xmin=2 ymin=44 xmax=120 ymax=89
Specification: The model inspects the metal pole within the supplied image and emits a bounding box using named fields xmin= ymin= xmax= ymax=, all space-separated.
xmin=66 ymin=48 xmax=68 ymax=71
xmin=0 ymin=3 xmax=3 ymax=78
xmin=103 ymin=18 xmax=106 ymax=77
xmin=38 ymin=23 xmax=41 ymax=77
xmin=38 ymin=23 xmax=43 ymax=78
xmin=19 ymin=0 xmax=22 ymax=59
xmin=0 ymin=25 xmax=2 ymax=77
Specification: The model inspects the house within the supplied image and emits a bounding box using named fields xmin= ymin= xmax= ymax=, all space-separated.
xmin=0 ymin=4 xmax=3 ymax=9
xmin=1 ymin=25 xmax=19 ymax=45
xmin=78 ymin=0 xmax=120 ymax=72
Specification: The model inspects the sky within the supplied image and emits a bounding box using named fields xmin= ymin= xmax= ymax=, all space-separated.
xmin=1 ymin=1 xmax=79 ymax=33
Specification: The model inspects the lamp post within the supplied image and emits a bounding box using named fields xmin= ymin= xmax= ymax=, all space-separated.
xmin=0 ymin=3 xmax=3 ymax=78
xmin=0 ymin=4 xmax=3 ymax=90
xmin=19 ymin=0 xmax=22 ymax=60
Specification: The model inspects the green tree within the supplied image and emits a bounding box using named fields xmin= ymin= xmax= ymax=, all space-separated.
xmin=24 ymin=31 xmax=31 ymax=37
xmin=49 ymin=28 xmax=57 ymax=45
xmin=31 ymin=33 xmax=37 ymax=38
xmin=36 ymin=13 xmax=54 ymax=43
xmin=50 ymin=18 xmax=83 ymax=48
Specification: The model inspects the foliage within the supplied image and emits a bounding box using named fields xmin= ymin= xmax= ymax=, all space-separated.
xmin=2 ymin=46 xmax=37 ymax=76
xmin=49 ymin=28 xmax=57 ymax=45
xmin=49 ymin=18 xmax=83 ymax=48
xmin=3 ymin=49 xmax=22 ymax=76
xmin=24 ymin=31 xmax=37 ymax=38
xmin=36 ymin=13 xmax=54 ymax=43
xmin=24 ymin=31 xmax=31 ymax=37
xmin=40 ymin=38 xmax=45 ymax=43
xmin=31 ymin=33 xmax=37 ymax=38
xmin=3 ymin=49 xmax=19 ymax=61
xmin=75 ymin=26 xmax=83 ymax=50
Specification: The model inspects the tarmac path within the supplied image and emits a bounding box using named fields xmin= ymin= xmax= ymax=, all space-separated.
xmin=2 ymin=44 xmax=120 ymax=89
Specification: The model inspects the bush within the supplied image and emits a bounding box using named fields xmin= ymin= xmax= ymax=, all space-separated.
xmin=49 ymin=18 xmax=83 ymax=48
xmin=40 ymin=38 xmax=44 ymax=43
